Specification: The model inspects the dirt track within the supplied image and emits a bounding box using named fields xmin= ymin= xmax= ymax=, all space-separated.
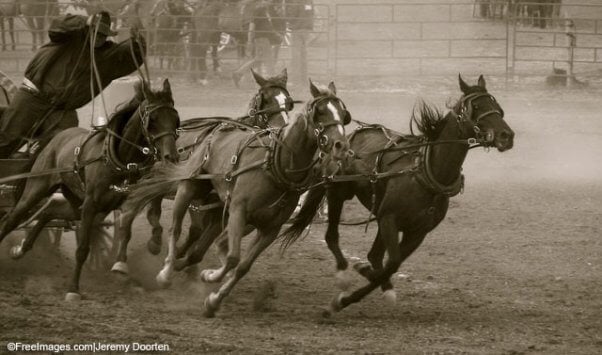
xmin=0 ymin=78 xmax=600 ymax=354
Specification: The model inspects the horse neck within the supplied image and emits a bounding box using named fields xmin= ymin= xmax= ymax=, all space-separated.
xmin=429 ymin=113 xmax=469 ymax=186
xmin=278 ymin=115 xmax=316 ymax=174
xmin=118 ymin=110 xmax=146 ymax=163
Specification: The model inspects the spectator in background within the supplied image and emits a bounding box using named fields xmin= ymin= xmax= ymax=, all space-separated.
xmin=232 ymin=0 xmax=284 ymax=87
xmin=286 ymin=0 xmax=314 ymax=85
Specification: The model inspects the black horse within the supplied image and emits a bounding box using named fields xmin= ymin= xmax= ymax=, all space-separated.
xmin=281 ymin=75 xmax=515 ymax=313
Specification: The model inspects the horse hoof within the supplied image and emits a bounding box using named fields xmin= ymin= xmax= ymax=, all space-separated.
xmin=156 ymin=269 xmax=172 ymax=289
xmin=382 ymin=289 xmax=397 ymax=306
xmin=199 ymin=269 xmax=218 ymax=283
xmin=203 ymin=293 xmax=219 ymax=318
xmin=9 ymin=246 xmax=23 ymax=260
xmin=65 ymin=292 xmax=82 ymax=302
xmin=353 ymin=261 xmax=372 ymax=274
xmin=147 ymin=240 xmax=161 ymax=255
xmin=111 ymin=261 xmax=129 ymax=275
xmin=335 ymin=270 xmax=353 ymax=291
xmin=330 ymin=292 xmax=346 ymax=313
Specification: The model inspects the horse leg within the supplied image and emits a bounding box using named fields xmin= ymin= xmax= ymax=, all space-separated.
xmin=354 ymin=229 xmax=396 ymax=303
xmin=198 ymin=205 xmax=247 ymax=284
xmin=10 ymin=215 xmax=51 ymax=259
xmin=203 ymin=227 xmax=279 ymax=317
xmin=174 ymin=208 xmax=223 ymax=272
xmin=0 ymin=181 xmax=55 ymax=244
xmin=323 ymin=189 xmax=351 ymax=290
xmin=332 ymin=226 xmax=428 ymax=314
xmin=110 ymin=207 xmax=138 ymax=275
xmin=1 ymin=19 xmax=5 ymax=51
xmin=146 ymin=198 xmax=163 ymax=255
xmin=65 ymin=198 xmax=98 ymax=301
xmin=156 ymin=180 xmax=207 ymax=288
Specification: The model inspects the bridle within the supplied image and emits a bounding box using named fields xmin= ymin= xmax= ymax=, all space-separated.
xmin=455 ymin=92 xmax=504 ymax=145
xmin=114 ymin=101 xmax=179 ymax=160
xmin=306 ymin=95 xmax=349 ymax=156
xmin=248 ymin=85 xmax=297 ymax=127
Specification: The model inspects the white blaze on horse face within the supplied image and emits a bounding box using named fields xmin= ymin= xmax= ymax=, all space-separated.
xmin=327 ymin=102 xmax=345 ymax=135
xmin=275 ymin=92 xmax=289 ymax=123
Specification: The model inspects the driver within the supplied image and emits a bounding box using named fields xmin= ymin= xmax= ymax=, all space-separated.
xmin=0 ymin=11 xmax=146 ymax=159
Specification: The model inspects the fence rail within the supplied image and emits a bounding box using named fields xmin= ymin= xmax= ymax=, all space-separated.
xmin=1 ymin=1 xmax=602 ymax=83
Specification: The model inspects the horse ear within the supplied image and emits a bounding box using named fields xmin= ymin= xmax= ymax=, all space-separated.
xmin=162 ymin=78 xmax=172 ymax=94
xmin=328 ymin=81 xmax=337 ymax=95
xmin=251 ymin=68 xmax=268 ymax=87
xmin=477 ymin=75 xmax=486 ymax=89
xmin=309 ymin=79 xmax=320 ymax=98
xmin=458 ymin=74 xmax=470 ymax=94
xmin=279 ymin=68 xmax=288 ymax=83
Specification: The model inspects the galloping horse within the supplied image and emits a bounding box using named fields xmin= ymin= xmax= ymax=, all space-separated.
xmin=282 ymin=75 xmax=515 ymax=313
xmin=111 ymin=68 xmax=295 ymax=276
xmin=0 ymin=79 xmax=180 ymax=301
xmin=127 ymin=80 xmax=351 ymax=317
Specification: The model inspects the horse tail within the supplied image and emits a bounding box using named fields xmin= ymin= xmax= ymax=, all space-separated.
xmin=125 ymin=162 xmax=192 ymax=214
xmin=279 ymin=186 xmax=326 ymax=250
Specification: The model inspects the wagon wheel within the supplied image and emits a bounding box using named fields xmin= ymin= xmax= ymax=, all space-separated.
xmin=85 ymin=211 xmax=120 ymax=272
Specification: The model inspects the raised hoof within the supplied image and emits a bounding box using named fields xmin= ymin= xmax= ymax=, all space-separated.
xmin=156 ymin=268 xmax=173 ymax=289
xmin=111 ymin=261 xmax=129 ymax=275
xmin=147 ymin=239 xmax=161 ymax=255
xmin=65 ymin=292 xmax=82 ymax=302
xmin=199 ymin=269 xmax=219 ymax=283
xmin=382 ymin=289 xmax=397 ymax=306
xmin=9 ymin=245 xmax=24 ymax=260
xmin=353 ymin=261 xmax=372 ymax=275
xmin=334 ymin=270 xmax=353 ymax=291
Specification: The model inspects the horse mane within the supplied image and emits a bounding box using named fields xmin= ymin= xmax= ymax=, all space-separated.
xmin=410 ymin=99 xmax=446 ymax=141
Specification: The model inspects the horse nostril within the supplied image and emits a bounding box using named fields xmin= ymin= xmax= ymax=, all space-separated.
xmin=499 ymin=130 xmax=513 ymax=141
xmin=333 ymin=141 xmax=344 ymax=150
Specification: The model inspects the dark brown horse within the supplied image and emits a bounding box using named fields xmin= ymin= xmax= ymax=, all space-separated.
xmin=126 ymin=80 xmax=351 ymax=317
xmin=0 ymin=79 xmax=180 ymax=301
xmin=110 ymin=68 xmax=295 ymax=276
xmin=281 ymin=75 xmax=515 ymax=314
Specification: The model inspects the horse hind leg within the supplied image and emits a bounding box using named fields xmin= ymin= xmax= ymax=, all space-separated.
xmin=111 ymin=207 xmax=138 ymax=275
xmin=353 ymin=229 xmax=396 ymax=303
xmin=173 ymin=208 xmax=223 ymax=272
xmin=10 ymin=214 xmax=52 ymax=259
xmin=203 ymin=226 xmax=279 ymax=318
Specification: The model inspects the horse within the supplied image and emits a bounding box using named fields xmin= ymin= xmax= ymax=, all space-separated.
xmin=0 ymin=79 xmax=180 ymax=301
xmin=281 ymin=75 xmax=515 ymax=314
xmin=126 ymin=80 xmax=351 ymax=317
xmin=189 ymin=0 xmax=287 ymax=84
xmin=110 ymin=68 xmax=295 ymax=276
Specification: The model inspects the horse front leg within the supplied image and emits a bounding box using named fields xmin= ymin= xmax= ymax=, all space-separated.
xmin=203 ymin=226 xmax=279 ymax=318
xmin=65 ymin=198 xmax=98 ymax=301
xmin=156 ymin=180 xmax=206 ymax=288
xmin=323 ymin=189 xmax=353 ymax=290
xmin=331 ymin=220 xmax=427 ymax=314
xmin=146 ymin=197 xmax=163 ymax=255
xmin=10 ymin=215 xmax=52 ymax=259
xmin=110 ymin=207 xmax=137 ymax=275
xmin=354 ymin=229 xmax=396 ymax=304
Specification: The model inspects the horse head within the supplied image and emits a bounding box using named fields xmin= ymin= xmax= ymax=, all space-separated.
xmin=305 ymin=79 xmax=351 ymax=162
xmin=247 ymin=68 xmax=294 ymax=128
xmin=456 ymin=74 xmax=514 ymax=152
xmin=137 ymin=78 xmax=180 ymax=163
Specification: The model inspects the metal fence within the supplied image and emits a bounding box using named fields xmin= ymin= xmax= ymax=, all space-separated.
xmin=1 ymin=1 xmax=601 ymax=82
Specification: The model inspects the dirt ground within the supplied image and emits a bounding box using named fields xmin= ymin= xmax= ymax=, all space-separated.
xmin=0 ymin=77 xmax=600 ymax=354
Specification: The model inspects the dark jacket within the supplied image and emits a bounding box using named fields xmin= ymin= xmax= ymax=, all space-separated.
xmin=24 ymin=14 xmax=146 ymax=110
